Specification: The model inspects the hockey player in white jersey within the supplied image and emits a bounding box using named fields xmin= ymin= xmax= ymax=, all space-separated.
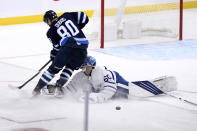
xmin=44 ymin=56 xmax=177 ymax=103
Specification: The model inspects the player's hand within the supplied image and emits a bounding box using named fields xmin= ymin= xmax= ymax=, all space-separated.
xmin=50 ymin=50 xmax=57 ymax=60
xmin=50 ymin=54 xmax=55 ymax=60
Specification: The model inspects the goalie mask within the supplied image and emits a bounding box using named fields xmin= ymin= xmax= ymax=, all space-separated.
xmin=81 ymin=56 xmax=96 ymax=68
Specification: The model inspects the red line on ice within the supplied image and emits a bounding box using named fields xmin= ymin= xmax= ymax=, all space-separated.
xmin=0 ymin=116 xmax=66 ymax=124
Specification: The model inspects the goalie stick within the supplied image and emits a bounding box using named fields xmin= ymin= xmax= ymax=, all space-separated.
xmin=9 ymin=60 xmax=51 ymax=89
xmin=132 ymin=80 xmax=197 ymax=106
xmin=164 ymin=92 xmax=197 ymax=106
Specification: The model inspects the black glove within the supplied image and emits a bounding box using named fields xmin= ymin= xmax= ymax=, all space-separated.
xmin=50 ymin=50 xmax=58 ymax=60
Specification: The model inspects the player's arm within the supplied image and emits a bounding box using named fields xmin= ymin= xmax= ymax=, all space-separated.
xmin=72 ymin=12 xmax=89 ymax=29
xmin=50 ymin=44 xmax=60 ymax=60
xmin=65 ymin=72 xmax=91 ymax=94
xmin=89 ymin=83 xmax=117 ymax=103
xmin=81 ymin=70 xmax=117 ymax=103
xmin=47 ymin=31 xmax=61 ymax=60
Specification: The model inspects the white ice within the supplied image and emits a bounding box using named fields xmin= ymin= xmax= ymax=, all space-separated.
xmin=0 ymin=9 xmax=197 ymax=131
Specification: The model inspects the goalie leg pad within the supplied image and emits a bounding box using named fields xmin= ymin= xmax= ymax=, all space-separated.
xmin=129 ymin=82 xmax=158 ymax=97
xmin=151 ymin=76 xmax=177 ymax=92
xmin=132 ymin=81 xmax=163 ymax=95
xmin=129 ymin=76 xmax=177 ymax=97
xmin=129 ymin=81 xmax=163 ymax=97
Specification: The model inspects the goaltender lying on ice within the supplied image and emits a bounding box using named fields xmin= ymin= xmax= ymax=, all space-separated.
xmin=42 ymin=56 xmax=177 ymax=103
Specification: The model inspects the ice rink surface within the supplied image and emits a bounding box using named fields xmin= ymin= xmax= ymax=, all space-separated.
xmin=0 ymin=9 xmax=197 ymax=131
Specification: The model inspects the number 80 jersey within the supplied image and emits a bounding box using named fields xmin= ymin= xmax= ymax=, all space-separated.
xmin=46 ymin=12 xmax=89 ymax=50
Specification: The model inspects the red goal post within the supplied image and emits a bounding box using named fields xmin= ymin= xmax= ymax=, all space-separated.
xmin=99 ymin=0 xmax=183 ymax=48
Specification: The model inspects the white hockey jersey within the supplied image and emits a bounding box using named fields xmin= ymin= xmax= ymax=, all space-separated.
xmin=63 ymin=66 xmax=177 ymax=103
xmin=65 ymin=66 xmax=126 ymax=103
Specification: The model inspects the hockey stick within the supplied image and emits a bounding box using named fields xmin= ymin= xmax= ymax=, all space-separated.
xmin=9 ymin=60 xmax=51 ymax=89
xmin=164 ymin=92 xmax=197 ymax=106
xmin=132 ymin=80 xmax=197 ymax=107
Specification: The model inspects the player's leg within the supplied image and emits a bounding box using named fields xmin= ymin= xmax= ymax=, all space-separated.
xmin=58 ymin=67 xmax=73 ymax=85
xmin=32 ymin=46 xmax=73 ymax=96
xmin=54 ymin=47 xmax=87 ymax=97
xmin=41 ymin=48 xmax=87 ymax=97
xmin=50 ymin=46 xmax=74 ymax=97
xmin=54 ymin=67 xmax=74 ymax=97
xmin=42 ymin=67 xmax=74 ymax=95
xmin=33 ymin=68 xmax=56 ymax=96
xmin=66 ymin=48 xmax=87 ymax=70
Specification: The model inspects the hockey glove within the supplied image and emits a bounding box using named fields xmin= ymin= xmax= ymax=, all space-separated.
xmin=50 ymin=50 xmax=58 ymax=60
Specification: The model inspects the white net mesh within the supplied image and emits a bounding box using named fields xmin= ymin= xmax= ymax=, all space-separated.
xmin=85 ymin=0 xmax=181 ymax=48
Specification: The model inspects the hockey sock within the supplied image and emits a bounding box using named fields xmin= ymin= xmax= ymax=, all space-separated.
xmin=38 ymin=69 xmax=55 ymax=89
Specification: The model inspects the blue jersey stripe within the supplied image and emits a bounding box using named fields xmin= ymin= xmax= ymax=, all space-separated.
xmin=60 ymin=37 xmax=69 ymax=46
xmin=60 ymin=37 xmax=89 ymax=46
xmin=108 ymin=70 xmax=115 ymax=80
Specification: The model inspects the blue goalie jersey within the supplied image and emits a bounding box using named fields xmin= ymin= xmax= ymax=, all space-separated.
xmin=47 ymin=12 xmax=89 ymax=57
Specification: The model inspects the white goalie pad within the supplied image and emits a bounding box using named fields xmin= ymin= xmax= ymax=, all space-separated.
xmin=129 ymin=83 xmax=155 ymax=97
xmin=129 ymin=76 xmax=177 ymax=97
xmin=151 ymin=76 xmax=177 ymax=92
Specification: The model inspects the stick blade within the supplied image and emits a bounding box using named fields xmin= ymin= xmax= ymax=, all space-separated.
xmin=8 ymin=84 xmax=21 ymax=90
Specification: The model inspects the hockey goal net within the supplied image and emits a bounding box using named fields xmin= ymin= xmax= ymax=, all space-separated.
xmin=85 ymin=0 xmax=183 ymax=48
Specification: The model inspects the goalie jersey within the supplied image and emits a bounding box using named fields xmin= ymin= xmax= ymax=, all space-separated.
xmin=63 ymin=66 xmax=177 ymax=103
xmin=47 ymin=12 xmax=89 ymax=58
xmin=65 ymin=66 xmax=130 ymax=103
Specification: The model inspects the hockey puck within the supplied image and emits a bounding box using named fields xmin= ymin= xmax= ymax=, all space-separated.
xmin=115 ymin=106 xmax=121 ymax=110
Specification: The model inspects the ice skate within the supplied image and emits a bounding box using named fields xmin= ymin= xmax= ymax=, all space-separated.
xmin=54 ymin=86 xmax=65 ymax=98
xmin=32 ymin=86 xmax=41 ymax=97
xmin=42 ymin=84 xmax=57 ymax=95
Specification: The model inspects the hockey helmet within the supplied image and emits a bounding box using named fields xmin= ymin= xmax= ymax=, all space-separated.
xmin=43 ymin=10 xmax=57 ymax=23
xmin=81 ymin=56 xmax=96 ymax=67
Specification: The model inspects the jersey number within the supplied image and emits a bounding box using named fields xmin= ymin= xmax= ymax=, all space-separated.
xmin=57 ymin=20 xmax=79 ymax=38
